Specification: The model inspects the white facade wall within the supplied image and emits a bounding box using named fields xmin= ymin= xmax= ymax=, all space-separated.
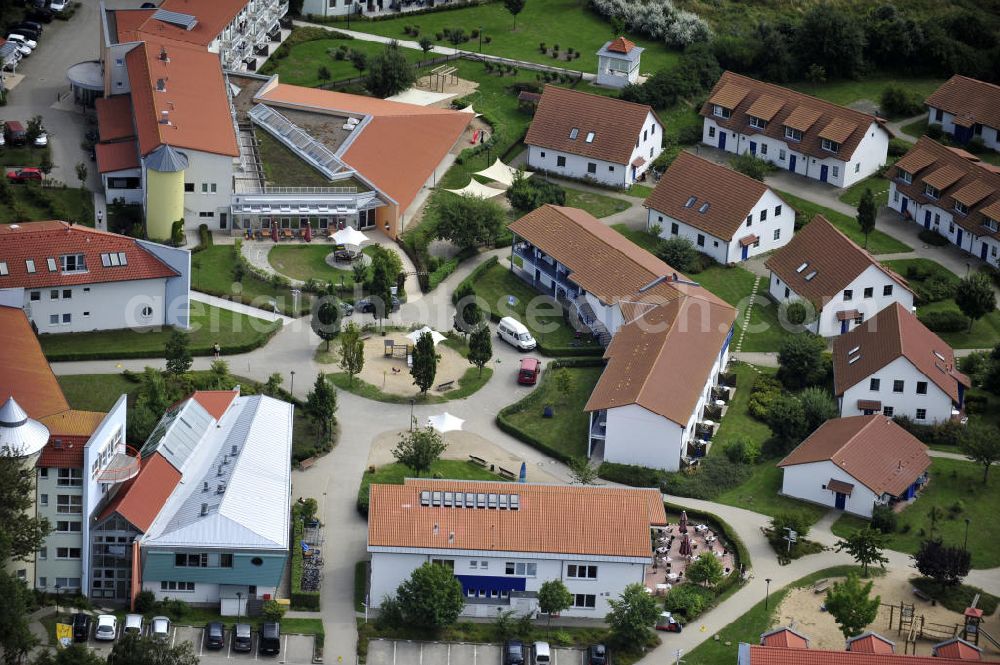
xmin=141 ymin=580 xmax=279 ymax=604
xmin=583 ymin=292 xmax=621 ymax=335
xmin=138 ymin=241 xmax=191 ymax=329
xmin=647 ymin=189 xmax=791 ymax=264
xmin=927 ymin=107 xmax=1000 ymax=152
xmin=701 ymin=119 xmax=888 ymax=188
xmin=369 ymin=550 xmax=647 ymax=618
xmin=302 ymin=0 xmax=357 ymax=17
xmin=12 ymin=277 xmax=169 ymax=334
xmin=596 ymin=54 xmax=640 ymax=88
xmin=103 ymin=167 xmax=143 ymax=206
xmin=105 ymin=44 xmax=136 ymax=94
xmin=182 ymin=151 xmax=236 ymax=231
xmin=603 ymin=404 xmax=685 ymax=471
xmin=780 ymin=460 xmax=880 ymax=518
xmin=35 ymin=470 xmax=85 ymax=593
xmin=839 ymin=357 xmax=956 ymax=423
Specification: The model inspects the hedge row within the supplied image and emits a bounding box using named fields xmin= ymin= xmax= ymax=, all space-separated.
xmin=41 ymin=326 xmax=280 ymax=363
xmin=289 ymin=505 xmax=321 ymax=611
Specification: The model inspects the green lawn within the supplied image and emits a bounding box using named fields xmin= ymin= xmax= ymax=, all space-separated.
xmin=262 ymin=34 xmax=426 ymax=87
xmin=610 ymin=223 xmax=658 ymax=252
xmin=626 ymin=183 xmax=655 ymax=199
xmin=38 ymin=304 xmax=281 ymax=361
xmin=499 ymin=364 xmax=603 ymax=460
xmin=268 ymin=244 xmax=377 ymax=286
xmin=342 ymin=0 xmax=681 ymax=74
xmin=777 ymin=190 xmax=912 ymax=254
xmin=326 ymin=366 xmax=493 ymax=403
xmin=358 ymin=460 xmax=505 ymax=511
xmin=192 ymin=244 xmax=313 ymax=316
xmin=831 ymin=458 xmax=1000 ymax=568
xmin=256 ymin=130 xmax=334 ymax=188
xmin=840 ymin=174 xmax=891 ymax=209
xmin=902 ymin=118 xmax=928 ymax=139
xmin=564 ymin=188 xmax=630 ymax=218
xmin=883 ymin=258 xmax=958 ymax=282
xmin=0 ymin=185 xmax=94 ymax=225
xmin=473 ymin=261 xmax=602 ymax=354
xmin=788 ymin=76 xmax=943 ymax=114
xmin=0 ymin=145 xmax=50 ymax=167
xmin=56 ymin=374 xmax=138 ymax=412
xmin=916 ymin=299 xmax=1000 ymax=349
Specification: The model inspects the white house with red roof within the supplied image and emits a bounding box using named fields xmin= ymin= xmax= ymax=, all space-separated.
xmin=595 ymin=37 xmax=644 ymax=88
xmin=0 ymin=221 xmax=190 ymax=334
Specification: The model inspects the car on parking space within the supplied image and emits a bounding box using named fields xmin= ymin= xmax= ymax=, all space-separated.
xmin=123 ymin=614 xmax=143 ymax=636
xmin=27 ymin=7 xmax=53 ymax=22
xmin=33 ymin=132 xmax=47 ymax=147
xmin=504 ymin=640 xmax=525 ymax=665
xmin=587 ymin=644 xmax=609 ymax=665
xmin=14 ymin=20 xmax=43 ymax=34
xmin=517 ymin=357 xmax=541 ymax=385
xmin=4 ymin=121 xmax=26 ymax=145
xmin=10 ymin=25 xmax=41 ymax=41
xmin=339 ymin=300 xmax=354 ymax=317
xmin=94 ymin=614 xmax=117 ymax=641
xmin=7 ymin=168 xmax=43 ymax=183
xmin=356 ymin=295 xmax=399 ymax=313
xmin=655 ymin=612 xmax=683 ymax=633
xmin=8 ymin=42 xmax=31 ymax=57
xmin=232 ymin=623 xmax=252 ymax=652
xmin=49 ymin=0 xmax=67 ymax=11
xmin=205 ymin=622 xmax=224 ymax=650
xmin=71 ymin=613 xmax=90 ymax=642
xmin=259 ymin=622 xmax=280 ymax=656
xmin=150 ymin=616 xmax=171 ymax=641
xmin=533 ymin=641 xmax=550 ymax=665
xmin=7 ymin=34 xmax=36 ymax=50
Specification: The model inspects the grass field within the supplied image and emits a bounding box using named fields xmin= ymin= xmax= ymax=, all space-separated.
xmin=839 ymin=174 xmax=891 ymax=209
xmin=788 ymin=76 xmax=943 ymax=113
xmin=0 ymin=185 xmax=95 ymax=225
xmin=256 ymin=130 xmax=334 ymax=188
xmin=915 ymin=298 xmax=1000 ymax=349
xmin=268 ymin=244 xmax=377 ymax=286
xmin=57 ymin=374 xmax=138 ymax=412
xmin=500 ymin=364 xmax=603 ymax=460
xmin=777 ymin=190 xmax=912 ymax=254
xmin=342 ymin=0 xmax=681 ymax=74
xmin=38 ymin=304 xmax=280 ymax=361
xmin=262 ymin=34 xmax=427 ymax=87
xmin=831 ymin=458 xmax=1000 ymax=569
xmin=0 ymin=145 xmax=50 ymax=168
xmin=564 ymin=188 xmax=630 ymax=218
xmin=192 ymin=244 xmax=313 ymax=315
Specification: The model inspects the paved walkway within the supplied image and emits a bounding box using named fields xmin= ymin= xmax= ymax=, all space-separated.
xmin=190 ymin=291 xmax=294 ymax=324
xmin=886 ymin=114 xmax=925 ymax=144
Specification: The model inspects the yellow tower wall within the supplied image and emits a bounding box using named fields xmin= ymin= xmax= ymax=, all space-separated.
xmin=146 ymin=169 xmax=185 ymax=241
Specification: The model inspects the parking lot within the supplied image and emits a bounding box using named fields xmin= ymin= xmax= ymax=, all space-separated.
xmin=78 ymin=621 xmax=315 ymax=664
xmin=367 ymin=639 xmax=588 ymax=665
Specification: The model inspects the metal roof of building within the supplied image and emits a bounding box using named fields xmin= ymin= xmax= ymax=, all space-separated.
xmin=145 ymin=144 xmax=190 ymax=172
xmin=152 ymin=8 xmax=198 ymax=30
xmin=139 ymin=398 xmax=214 ymax=473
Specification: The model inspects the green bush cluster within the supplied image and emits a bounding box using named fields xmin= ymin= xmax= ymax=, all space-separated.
xmin=597 ymin=461 xmax=668 ymax=488
xmin=747 ymin=374 xmax=783 ymax=421
xmin=918 ymin=310 xmax=969 ymax=332
xmin=663 ymin=584 xmax=714 ymax=621
xmin=918 ymin=229 xmax=951 ymax=246
xmin=661 ymin=456 xmax=752 ymax=500
xmin=880 ymin=84 xmax=925 ymax=118
xmin=871 ymin=504 xmax=898 ymax=533
xmin=893 ymin=415 xmax=966 ymax=448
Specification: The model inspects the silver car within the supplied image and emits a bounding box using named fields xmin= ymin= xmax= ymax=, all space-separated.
xmin=94 ymin=614 xmax=117 ymax=641
xmin=150 ymin=615 xmax=171 ymax=641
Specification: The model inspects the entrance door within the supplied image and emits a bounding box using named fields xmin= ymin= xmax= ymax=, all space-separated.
xmin=718 ymin=132 xmax=727 ymax=151
xmin=789 ymin=154 xmax=797 ymax=173
xmin=820 ymin=165 xmax=829 ymax=182
xmin=840 ymin=319 xmax=849 ymax=334
xmin=749 ymin=141 xmax=757 ymax=156
xmin=835 ymin=492 xmax=847 ymax=510
xmin=956 ymin=228 xmax=964 ymax=248
xmin=741 ymin=244 xmax=749 ymax=260
xmin=924 ymin=210 xmax=932 ymax=229
xmin=982 ymin=243 xmax=990 ymax=260
xmin=220 ymin=212 xmax=228 ymax=229
xmin=954 ymin=125 xmax=973 ymax=144
xmin=901 ymin=197 xmax=909 ymax=216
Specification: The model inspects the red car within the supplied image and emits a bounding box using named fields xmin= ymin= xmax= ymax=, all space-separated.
xmin=517 ymin=357 xmax=541 ymax=385
xmin=655 ymin=612 xmax=683 ymax=633
xmin=6 ymin=168 xmax=43 ymax=183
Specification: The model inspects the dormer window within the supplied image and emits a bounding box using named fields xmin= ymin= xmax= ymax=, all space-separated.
xmin=784 ymin=127 xmax=802 ymax=142
xmin=821 ymin=139 xmax=839 ymax=153
xmin=585 ymin=131 xmax=595 ymax=143
xmin=749 ymin=116 xmax=767 ymax=130
xmin=954 ymin=201 xmax=968 ymax=215
xmin=924 ymin=184 xmax=939 ymax=199
xmin=684 ymin=196 xmax=697 ymax=208
xmin=713 ymin=105 xmax=731 ymax=119
xmin=61 ymin=254 xmax=86 ymax=272
xmin=569 ymin=128 xmax=579 ymax=140
xmin=985 ymin=217 xmax=999 ymax=232
xmin=899 ymin=170 xmax=912 ymax=184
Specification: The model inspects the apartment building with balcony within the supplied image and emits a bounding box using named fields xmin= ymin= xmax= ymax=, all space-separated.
xmin=508 ymin=205 xmax=736 ymax=471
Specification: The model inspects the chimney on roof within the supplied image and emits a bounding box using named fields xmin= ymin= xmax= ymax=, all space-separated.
xmin=54 ymin=440 xmax=63 ymax=449
xmin=200 ymin=502 xmax=208 ymax=516
xmin=217 ymin=463 xmax=224 ymax=477
xmin=159 ymin=110 xmax=171 ymax=126
xmin=156 ymin=78 xmax=167 ymax=92
xmin=159 ymin=46 xmax=169 ymax=62
xmin=231 ymin=445 xmax=238 ymax=455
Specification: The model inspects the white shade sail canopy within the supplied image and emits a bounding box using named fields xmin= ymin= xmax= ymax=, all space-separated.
xmin=0 ymin=397 xmax=49 ymax=457
xmin=427 ymin=412 xmax=464 ymax=433
xmin=332 ymin=226 xmax=370 ymax=247
xmin=406 ymin=326 xmax=447 ymax=346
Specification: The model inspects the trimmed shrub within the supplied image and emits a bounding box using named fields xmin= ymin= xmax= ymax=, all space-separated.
xmin=918 ymin=310 xmax=969 ymax=332
xmin=880 ymin=84 xmax=925 ymax=118
xmin=871 ymin=504 xmax=898 ymax=534
xmin=747 ymin=374 xmax=783 ymax=421
xmin=661 ymin=456 xmax=752 ymax=500
xmin=723 ymin=438 xmax=761 ymax=465
xmin=597 ymin=461 xmax=667 ymax=488
xmin=926 ymin=123 xmax=944 ymax=140
xmin=918 ymin=229 xmax=950 ymax=246
xmin=663 ymin=584 xmax=713 ymax=621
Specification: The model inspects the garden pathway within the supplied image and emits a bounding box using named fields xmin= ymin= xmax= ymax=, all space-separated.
xmin=190 ymin=291 xmax=293 ymax=324
xmin=886 ymin=114 xmax=926 ymax=144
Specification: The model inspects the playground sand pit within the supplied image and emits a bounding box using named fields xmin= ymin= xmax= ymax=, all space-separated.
xmin=355 ymin=333 xmax=467 ymax=397
xmin=774 ymin=566 xmax=1000 ymax=656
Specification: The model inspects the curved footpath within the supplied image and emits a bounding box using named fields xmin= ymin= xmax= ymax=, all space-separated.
xmin=50 ymin=249 xmax=1000 ymax=664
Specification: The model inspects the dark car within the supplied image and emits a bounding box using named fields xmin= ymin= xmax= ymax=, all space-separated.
xmin=356 ymin=295 xmax=399 ymax=314
xmin=205 ymin=622 xmax=224 ymax=650
xmin=16 ymin=19 xmax=43 ymax=33
xmin=26 ymin=8 xmax=53 ymax=22
xmin=71 ymin=613 xmax=90 ymax=642
xmin=504 ymin=640 xmax=525 ymax=665
xmin=232 ymin=623 xmax=252 ymax=652
xmin=587 ymin=644 xmax=609 ymax=665
xmin=259 ymin=622 xmax=280 ymax=656
xmin=10 ymin=25 xmax=40 ymax=40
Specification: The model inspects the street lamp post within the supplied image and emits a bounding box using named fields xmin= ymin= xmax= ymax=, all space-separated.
xmin=290 ymin=370 xmax=296 ymax=397
xmin=409 ymin=399 xmax=415 ymax=431
xmin=764 ymin=578 xmax=772 ymax=611
xmin=964 ymin=518 xmax=971 ymax=551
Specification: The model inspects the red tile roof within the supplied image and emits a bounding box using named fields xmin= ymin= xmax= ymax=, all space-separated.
xmin=0 ymin=306 xmax=70 ymax=420
xmin=96 ymin=140 xmax=140 ymax=174
xmin=606 ymin=36 xmax=636 ymax=53
xmin=846 ymin=633 xmax=895 ymax=654
xmin=745 ymin=644 xmax=987 ymax=664
xmin=109 ymin=8 xmax=156 ymax=43
xmin=933 ymin=638 xmax=983 ymax=660
xmin=702 ymin=72 xmax=888 ymax=162
xmin=764 ymin=216 xmax=910 ymax=308
xmin=36 ymin=435 xmax=90 ymax=469
xmin=0 ymin=221 xmax=178 ymax=289
xmin=135 ymin=0 xmax=246 ymax=48
xmin=256 ymin=83 xmax=472 ymax=214
xmin=96 ymin=95 xmax=136 ymax=143
xmin=645 ymin=151 xmax=775 ymax=241
xmin=778 ymin=416 xmax=930 ymax=497
xmin=925 ymin=75 xmax=1000 ymax=132
xmin=39 ymin=410 xmax=107 ymax=438
xmin=369 ymin=480 xmax=666 ymax=558
xmin=525 ymin=85 xmax=658 ymax=165
xmin=832 ymin=303 xmax=969 ymax=403
xmin=761 ymin=627 xmax=810 ymax=649
xmin=192 ymin=390 xmax=238 ymax=420
xmin=98 ymin=451 xmax=181 ymax=531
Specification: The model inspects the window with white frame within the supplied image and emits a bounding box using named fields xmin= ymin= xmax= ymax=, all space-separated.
xmin=572 ymin=594 xmax=596 ymax=608
xmin=567 ymin=564 xmax=598 ymax=579
xmin=505 ymin=562 xmax=537 ymax=577
xmin=821 ymin=139 xmax=840 ymax=153
xmin=56 ymin=547 xmax=82 ymax=559
xmin=784 ymin=127 xmax=802 ymax=142
xmin=56 ymin=495 xmax=81 ymax=514
xmin=899 ymin=170 xmax=912 ymax=184
xmin=175 ymin=553 xmax=208 ymax=567
xmin=56 ymin=577 xmax=81 ymax=590
xmin=56 ymin=521 xmax=82 ymax=533
xmin=749 ymin=116 xmax=767 ymax=130
xmin=925 ymin=184 xmax=939 ymax=199
xmin=57 ymin=468 xmax=82 ymax=486
xmin=832 ymin=165 xmax=840 ymax=178
xmin=161 ymin=581 xmax=195 ymax=592
xmin=954 ymin=201 xmax=968 ymax=215
xmin=779 ymin=149 xmax=786 ymax=160
xmin=713 ymin=105 xmax=731 ymax=119
xmin=61 ymin=254 xmax=86 ymax=272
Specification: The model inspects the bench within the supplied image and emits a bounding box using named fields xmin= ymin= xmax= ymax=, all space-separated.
xmin=814 ymin=580 xmax=831 ymax=594
xmin=298 ymin=457 xmax=318 ymax=470
xmin=469 ymin=455 xmax=488 ymax=468
xmin=436 ymin=380 xmax=455 ymax=391
xmin=913 ymin=586 xmax=932 ymax=602
xmin=498 ymin=467 xmax=518 ymax=480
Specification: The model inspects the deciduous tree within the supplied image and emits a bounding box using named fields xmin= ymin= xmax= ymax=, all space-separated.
xmin=960 ymin=421 xmax=1000 ymax=484
xmin=913 ymin=538 xmax=971 ymax=586
xmin=825 ymin=573 xmax=880 ymax=638
xmin=306 ymin=373 xmax=338 ymax=442
xmin=607 ymin=583 xmax=660 ymax=647
xmin=392 ymin=427 xmax=447 ymax=477
xmin=537 ymin=579 xmax=573 ymax=627
xmin=955 ymin=273 xmax=996 ymax=332
xmin=107 ymin=633 xmax=199 ymax=665
xmin=364 ymin=41 xmax=416 ymax=98
xmin=686 ymin=552 xmax=725 ymax=588
xmin=553 ymin=367 xmax=573 ymax=404
xmin=311 ymin=297 xmax=342 ymax=350
xmin=434 ymin=194 xmax=505 ymax=249
xmin=777 ymin=332 xmax=827 ymax=389
xmin=164 ymin=330 xmax=192 ymax=376
xmin=857 ymin=188 xmax=877 ymax=249
xmin=835 ymin=527 xmax=890 ymax=577
xmin=503 ymin=0 xmax=526 ymax=30
xmin=568 ymin=457 xmax=599 ymax=485
xmin=396 ymin=562 xmax=465 ymax=631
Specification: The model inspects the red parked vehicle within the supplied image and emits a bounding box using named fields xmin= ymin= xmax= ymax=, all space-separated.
xmin=518 ymin=357 xmax=541 ymax=385
xmin=7 ymin=168 xmax=43 ymax=183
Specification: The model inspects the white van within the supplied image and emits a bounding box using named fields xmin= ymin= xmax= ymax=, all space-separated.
xmin=497 ymin=317 xmax=536 ymax=351
xmin=533 ymin=641 xmax=550 ymax=665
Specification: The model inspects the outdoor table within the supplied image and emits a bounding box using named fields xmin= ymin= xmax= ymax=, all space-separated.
xmin=666 ymin=573 xmax=678 ymax=581
xmin=695 ymin=524 xmax=709 ymax=532
xmin=656 ymin=546 xmax=669 ymax=554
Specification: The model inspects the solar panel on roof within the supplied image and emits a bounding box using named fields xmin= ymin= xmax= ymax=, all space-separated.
xmin=153 ymin=8 xmax=199 ymax=30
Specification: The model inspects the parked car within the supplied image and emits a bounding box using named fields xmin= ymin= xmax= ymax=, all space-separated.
xmin=517 ymin=357 xmax=541 ymax=385
xmin=655 ymin=612 xmax=683 ymax=633
xmin=259 ymin=622 xmax=280 ymax=655
xmin=504 ymin=641 xmax=526 ymax=665
xmin=13 ymin=20 xmax=43 ymax=34
xmin=150 ymin=616 xmax=171 ymax=641
xmin=9 ymin=25 xmax=40 ymax=40
xmin=94 ymin=614 xmax=117 ymax=641
xmin=49 ymin=0 xmax=67 ymax=12
xmin=339 ymin=300 xmax=354 ymax=317
xmin=533 ymin=642 xmax=550 ymax=665
xmin=4 ymin=121 xmax=26 ymax=145
xmin=7 ymin=168 xmax=43 ymax=183
xmin=356 ymin=295 xmax=399 ymax=314
xmin=7 ymin=34 xmax=36 ymax=50
xmin=123 ymin=613 xmax=143 ymax=636
xmin=205 ymin=622 xmax=225 ymax=650
xmin=587 ymin=644 xmax=609 ymax=665
xmin=9 ymin=42 xmax=31 ymax=57
xmin=26 ymin=7 xmax=54 ymax=22
xmin=497 ymin=316 xmax=537 ymax=351
xmin=232 ymin=623 xmax=252 ymax=652
xmin=71 ymin=613 xmax=90 ymax=642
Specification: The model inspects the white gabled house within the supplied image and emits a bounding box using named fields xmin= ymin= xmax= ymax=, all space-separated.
xmin=833 ymin=302 xmax=969 ymax=423
xmin=764 ymin=216 xmax=913 ymax=337
xmin=700 ymin=71 xmax=891 ymax=188
xmin=887 ymin=136 xmax=1000 ymax=268
xmin=778 ymin=415 xmax=930 ymax=518
xmin=367 ymin=480 xmax=667 ymax=618
xmin=525 ymin=85 xmax=663 ymax=188
xmin=595 ymin=37 xmax=644 ymax=89
xmin=645 ymin=151 xmax=792 ymax=264
xmin=925 ymin=75 xmax=1000 ymax=152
